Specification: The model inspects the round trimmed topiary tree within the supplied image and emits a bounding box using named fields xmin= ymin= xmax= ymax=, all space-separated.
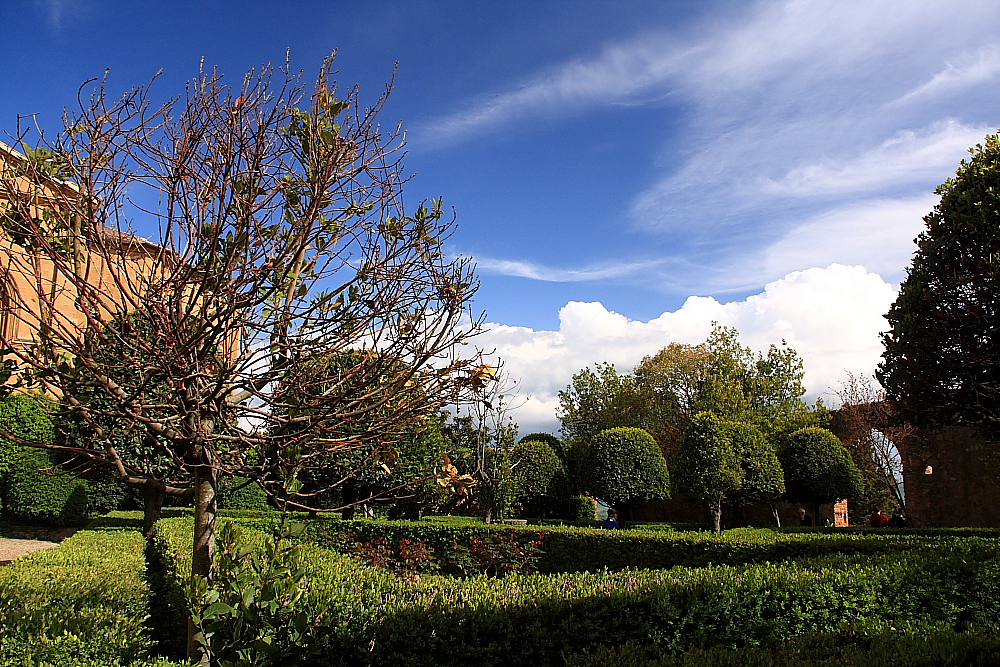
xmin=510 ymin=439 xmax=569 ymax=518
xmin=779 ymin=427 xmax=863 ymax=522
xmin=518 ymin=432 xmax=564 ymax=459
xmin=585 ymin=427 xmax=670 ymax=519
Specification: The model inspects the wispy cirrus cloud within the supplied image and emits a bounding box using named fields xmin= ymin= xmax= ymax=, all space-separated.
xmin=472 ymin=255 xmax=664 ymax=283
xmin=416 ymin=35 xmax=689 ymax=146
xmin=893 ymin=45 xmax=1000 ymax=105
xmin=763 ymin=120 xmax=989 ymax=198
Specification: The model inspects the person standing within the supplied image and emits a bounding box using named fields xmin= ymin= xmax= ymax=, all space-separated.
xmin=798 ymin=508 xmax=813 ymax=526
xmin=602 ymin=510 xmax=621 ymax=529
xmin=869 ymin=507 xmax=890 ymax=527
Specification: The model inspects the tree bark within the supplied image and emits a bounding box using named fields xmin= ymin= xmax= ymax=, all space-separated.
xmin=141 ymin=480 xmax=165 ymax=537
xmin=769 ymin=500 xmax=781 ymax=527
xmin=709 ymin=499 xmax=722 ymax=535
xmin=188 ymin=465 xmax=217 ymax=666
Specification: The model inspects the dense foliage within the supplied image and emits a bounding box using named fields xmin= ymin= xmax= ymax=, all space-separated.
xmin=510 ymin=439 xmax=569 ymax=518
xmin=0 ymin=393 xmax=88 ymax=526
xmin=147 ymin=515 xmax=1000 ymax=667
xmin=879 ymin=133 xmax=1000 ymax=440
xmin=585 ymin=428 xmax=671 ymax=514
xmin=672 ymin=413 xmax=742 ymax=532
xmin=780 ymin=428 xmax=864 ymax=510
xmin=0 ymin=518 xmax=184 ymax=666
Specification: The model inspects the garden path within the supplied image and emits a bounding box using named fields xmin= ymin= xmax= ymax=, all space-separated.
xmin=0 ymin=535 xmax=69 ymax=565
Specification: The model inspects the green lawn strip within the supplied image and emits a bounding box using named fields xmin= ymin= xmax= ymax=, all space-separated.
xmin=0 ymin=518 xmax=183 ymax=667
xmin=151 ymin=515 xmax=1000 ymax=667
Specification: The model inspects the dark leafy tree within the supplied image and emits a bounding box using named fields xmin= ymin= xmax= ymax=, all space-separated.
xmin=879 ymin=133 xmax=1000 ymax=441
xmin=585 ymin=427 xmax=670 ymax=519
xmin=779 ymin=427 xmax=863 ymax=521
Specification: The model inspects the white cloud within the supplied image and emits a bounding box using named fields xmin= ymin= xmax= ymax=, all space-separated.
xmin=760 ymin=196 xmax=933 ymax=280
xmin=483 ymin=264 xmax=897 ymax=434
xmin=764 ymin=121 xmax=987 ymax=197
xmin=472 ymin=255 xmax=663 ymax=282
xmin=894 ymin=45 xmax=1000 ymax=104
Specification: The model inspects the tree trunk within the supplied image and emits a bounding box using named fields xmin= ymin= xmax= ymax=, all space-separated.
xmin=341 ymin=479 xmax=357 ymax=520
xmin=708 ymin=499 xmax=722 ymax=535
xmin=141 ymin=481 xmax=165 ymax=537
xmin=188 ymin=465 xmax=217 ymax=666
xmin=813 ymin=502 xmax=822 ymax=527
xmin=769 ymin=500 xmax=781 ymax=527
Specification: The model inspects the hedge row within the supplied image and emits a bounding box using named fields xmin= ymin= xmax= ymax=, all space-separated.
xmin=151 ymin=516 xmax=1000 ymax=667
xmin=287 ymin=517 xmax=1000 ymax=574
xmin=0 ymin=517 xmax=183 ymax=667
xmin=565 ymin=622 xmax=1000 ymax=667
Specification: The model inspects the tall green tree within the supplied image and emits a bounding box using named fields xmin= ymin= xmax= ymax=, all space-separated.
xmin=879 ymin=133 xmax=1000 ymax=441
xmin=722 ymin=421 xmax=785 ymax=526
xmin=557 ymin=363 xmax=653 ymax=442
xmin=672 ymin=412 xmax=743 ymax=534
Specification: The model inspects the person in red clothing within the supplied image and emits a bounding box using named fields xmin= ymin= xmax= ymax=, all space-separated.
xmin=869 ymin=507 xmax=890 ymax=527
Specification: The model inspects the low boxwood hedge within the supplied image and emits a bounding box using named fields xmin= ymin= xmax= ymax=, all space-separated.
xmin=0 ymin=517 xmax=184 ymax=667
xmin=290 ymin=516 xmax=1000 ymax=574
xmin=150 ymin=515 xmax=1000 ymax=667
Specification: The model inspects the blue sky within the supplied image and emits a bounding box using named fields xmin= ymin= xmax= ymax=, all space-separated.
xmin=5 ymin=1 xmax=1000 ymax=432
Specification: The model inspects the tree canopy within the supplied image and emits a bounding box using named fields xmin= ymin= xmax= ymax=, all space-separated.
xmin=779 ymin=427 xmax=863 ymax=511
xmin=585 ymin=427 xmax=670 ymax=516
xmin=879 ymin=133 xmax=1000 ymax=440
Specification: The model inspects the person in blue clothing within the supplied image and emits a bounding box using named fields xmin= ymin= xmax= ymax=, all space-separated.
xmin=602 ymin=509 xmax=621 ymax=529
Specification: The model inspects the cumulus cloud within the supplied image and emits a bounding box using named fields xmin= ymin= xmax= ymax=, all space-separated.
xmin=482 ymin=264 xmax=897 ymax=434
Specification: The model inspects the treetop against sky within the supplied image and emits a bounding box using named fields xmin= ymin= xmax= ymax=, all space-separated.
xmin=4 ymin=0 xmax=999 ymax=432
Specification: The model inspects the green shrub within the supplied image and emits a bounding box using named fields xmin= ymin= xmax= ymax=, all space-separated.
xmin=3 ymin=447 xmax=89 ymax=526
xmin=564 ymin=623 xmax=1000 ymax=667
xmin=147 ymin=513 xmax=1000 ymax=667
xmin=780 ymin=427 xmax=864 ymax=507
xmin=0 ymin=393 xmax=90 ymax=526
xmin=510 ymin=439 xmax=569 ymax=517
xmin=586 ymin=427 xmax=670 ymax=512
xmin=217 ymin=476 xmax=271 ymax=511
xmin=0 ymin=520 xmax=182 ymax=666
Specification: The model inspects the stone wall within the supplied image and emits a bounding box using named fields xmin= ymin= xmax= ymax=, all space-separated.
xmin=896 ymin=426 xmax=1000 ymax=528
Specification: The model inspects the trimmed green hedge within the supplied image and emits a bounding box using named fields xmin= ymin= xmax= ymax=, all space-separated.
xmin=565 ymin=623 xmax=1000 ymax=667
xmin=0 ymin=393 xmax=89 ymax=526
xmin=148 ymin=516 xmax=1000 ymax=667
xmin=291 ymin=517 xmax=1000 ymax=574
xmin=0 ymin=517 xmax=183 ymax=667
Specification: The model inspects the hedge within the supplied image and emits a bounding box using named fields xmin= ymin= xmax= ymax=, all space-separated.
xmin=292 ymin=517 xmax=1000 ymax=574
xmin=0 ymin=517 xmax=184 ymax=667
xmin=565 ymin=623 xmax=1000 ymax=667
xmin=148 ymin=516 xmax=1000 ymax=667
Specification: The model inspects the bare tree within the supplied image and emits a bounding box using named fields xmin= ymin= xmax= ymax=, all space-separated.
xmin=833 ymin=372 xmax=913 ymax=515
xmin=0 ymin=54 xmax=484 ymax=662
